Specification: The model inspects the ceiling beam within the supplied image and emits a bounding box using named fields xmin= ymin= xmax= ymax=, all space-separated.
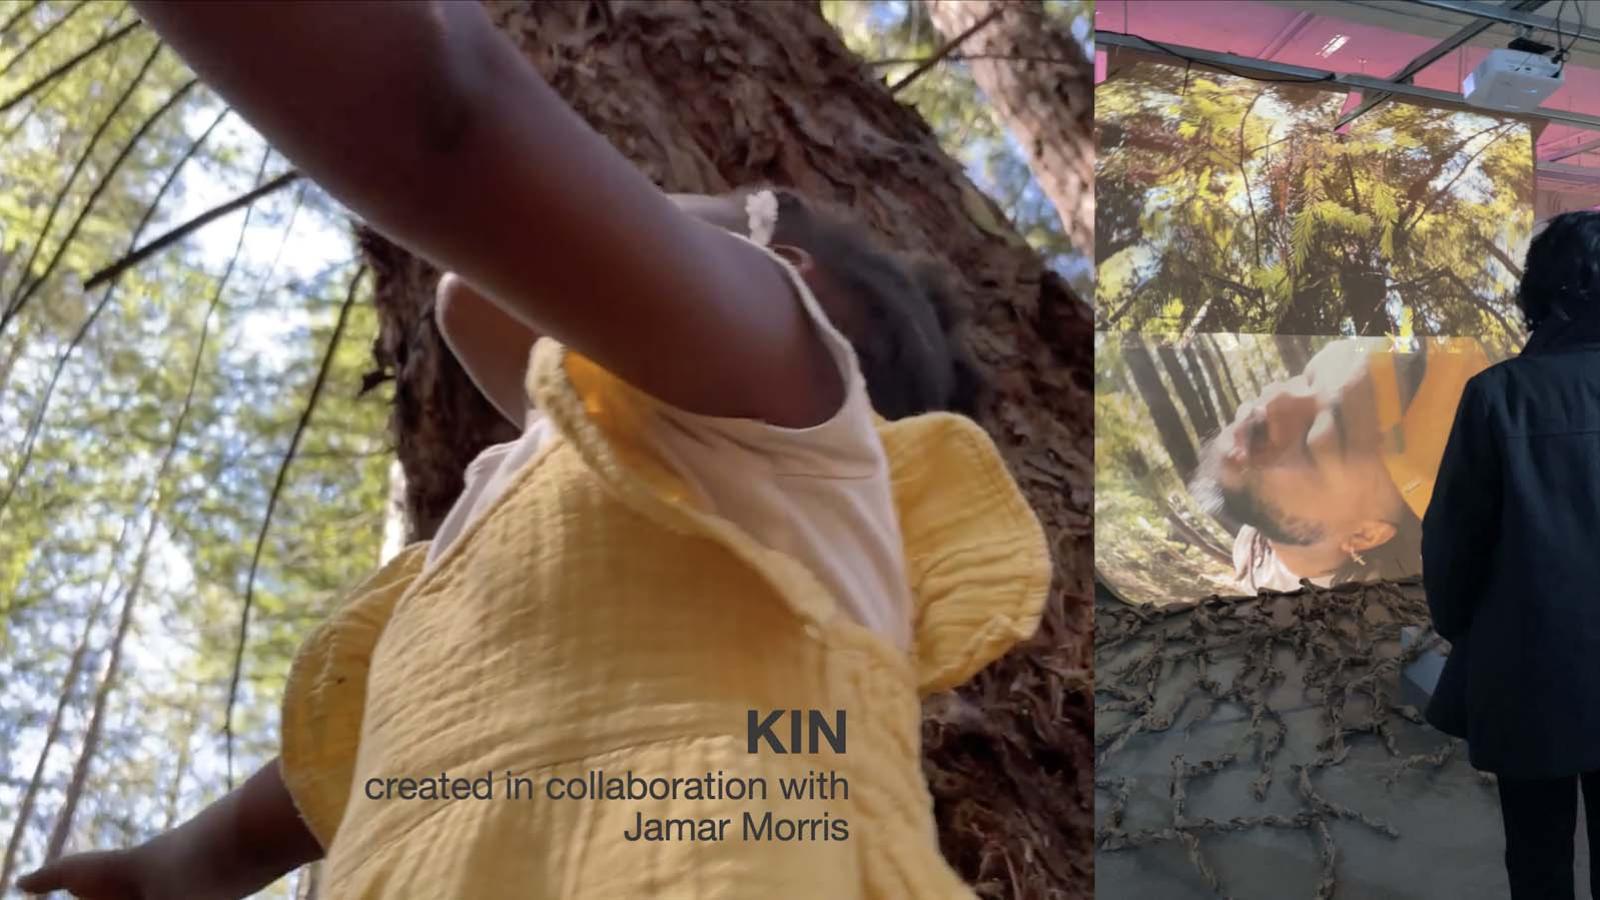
xmin=1099 ymin=30 xmax=1600 ymax=133
xmin=1407 ymin=0 xmax=1600 ymax=47
xmin=1259 ymin=11 xmax=1315 ymax=61
xmin=1292 ymin=1 xmax=1600 ymax=68
xmin=1546 ymin=134 xmax=1600 ymax=162
xmin=1334 ymin=0 xmax=1545 ymax=130
xmin=1539 ymin=161 xmax=1600 ymax=181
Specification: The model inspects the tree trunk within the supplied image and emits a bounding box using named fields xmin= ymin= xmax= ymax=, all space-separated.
xmin=1342 ymin=267 xmax=1391 ymax=336
xmin=43 ymin=507 xmax=158 ymax=863
xmin=377 ymin=458 xmax=408 ymax=564
xmin=162 ymin=705 xmax=197 ymax=831
xmin=1189 ymin=347 xmax=1221 ymax=424
xmin=1274 ymin=333 xmax=1311 ymax=376
xmin=360 ymin=2 xmax=1092 ymax=895
xmin=38 ymin=266 xmax=232 ymax=861
xmin=1241 ymin=349 xmax=1265 ymax=396
xmin=0 ymin=318 xmax=33 ymax=414
xmin=1203 ymin=336 xmax=1249 ymax=411
xmin=1157 ymin=344 xmax=1216 ymax=440
xmin=1194 ymin=340 xmax=1236 ymax=425
xmin=926 ymin=0 xmax=1093 ymax=255
xmin=1181 ymin=346 xmax=1221 ymax=437
xmin=1122 ymin=335 xmax=1199 ymax=481
xmin=0 ymin=559 xmax=115 ymax=892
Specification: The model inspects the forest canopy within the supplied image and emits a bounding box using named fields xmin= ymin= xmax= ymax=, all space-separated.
xmin=1096 ymin=58 xmax=1535 ymax=342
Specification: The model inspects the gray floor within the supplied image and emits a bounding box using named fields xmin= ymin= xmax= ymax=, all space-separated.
xmin=1096 ymin=616 xmax=1592 ymax=900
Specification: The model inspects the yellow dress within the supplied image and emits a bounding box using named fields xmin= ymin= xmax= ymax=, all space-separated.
xmin=280 ymin=340 xmax=1051 ymax=898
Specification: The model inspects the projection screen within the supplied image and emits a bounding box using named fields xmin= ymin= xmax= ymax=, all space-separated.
xmin=1094 ymin=59 xmax=1535 ymax=606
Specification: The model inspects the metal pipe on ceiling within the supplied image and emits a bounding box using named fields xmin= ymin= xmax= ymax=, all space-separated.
xmin=1334 ymin=0 xmax=1546 ymax=130
xmin=1406 ymin=0 xmax=1600 ymax=46
xmin=1098 ymin=30 xmax=1600 ymax=133
xmin=1538 ymin=161 xmax=1600 ymax=184
xmin=1547 ymin=134 xmax=1600 ymax=162
xmin=1258 ymin=11 xmax=1316 ymax=61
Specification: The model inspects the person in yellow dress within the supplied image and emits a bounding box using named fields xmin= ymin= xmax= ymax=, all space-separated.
xmin=19 ymin=3 xmax=1050 ymax=899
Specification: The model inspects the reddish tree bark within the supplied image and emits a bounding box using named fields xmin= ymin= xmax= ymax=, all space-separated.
xmin=362 ymin=2 xmax=1093 ymax=895
xmin=1123 ymin=335 xmax=1199 ymax=481
xmin=1157 ymin=344 xmax=1217 ymax=440
xmin=926 ymin=0 xmax=1093 ymax=256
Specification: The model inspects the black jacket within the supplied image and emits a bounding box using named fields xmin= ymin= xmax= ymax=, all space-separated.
xmin=1424 ymin=318 xmax=1600 ymax=778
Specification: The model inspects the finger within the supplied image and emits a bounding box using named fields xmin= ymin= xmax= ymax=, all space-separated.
xmin=16 ymin=851 xmax=137 ymax=897
xmin=15 ymin=863 xmax=61 ymax=893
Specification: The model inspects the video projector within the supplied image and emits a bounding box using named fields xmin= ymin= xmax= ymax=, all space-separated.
xmin=1463 ymin=47 xmax=1563 ymax=112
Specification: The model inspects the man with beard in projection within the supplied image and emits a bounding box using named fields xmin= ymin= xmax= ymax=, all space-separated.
xmin=1189 ymin=337 xmax=1489 ymax=594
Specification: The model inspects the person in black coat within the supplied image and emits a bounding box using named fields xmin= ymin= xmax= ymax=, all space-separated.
xmin=1424 ymin=210 xmax=1600 ymax=900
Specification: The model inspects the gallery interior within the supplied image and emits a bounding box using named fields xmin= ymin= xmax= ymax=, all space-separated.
xmin=1093 ymin=1 xmax=1600 ymax=896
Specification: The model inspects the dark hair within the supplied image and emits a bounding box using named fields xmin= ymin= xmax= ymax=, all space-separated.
xmin=1518 ymin=211 xmax=1600 ymax=331
xmin=732 ymin=186 xmax=983 ymax=419
xmin=1218 ymin=483 xmax=1324 ymax=547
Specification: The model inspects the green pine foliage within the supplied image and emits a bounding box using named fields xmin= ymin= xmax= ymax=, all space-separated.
xmin=1097 ymin=61 xmax=1535 ymax=341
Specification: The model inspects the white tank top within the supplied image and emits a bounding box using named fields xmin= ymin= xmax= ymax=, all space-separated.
xmin=425 ymin=249 xmax=914 ymax=650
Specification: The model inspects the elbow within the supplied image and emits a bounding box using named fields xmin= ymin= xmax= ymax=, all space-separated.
xmin=434 ymin=273 xmax=479 ymax=347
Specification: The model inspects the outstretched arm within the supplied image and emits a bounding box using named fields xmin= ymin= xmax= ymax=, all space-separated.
xmin=133 ymin=1 xmax=841 ymax=427
xmin=19 ymin=758 xmax=319 ymax=899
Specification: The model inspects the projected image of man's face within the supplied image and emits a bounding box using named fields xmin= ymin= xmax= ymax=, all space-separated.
xmin=1194 ymin=343 xmax=1403 ymax=580
xmin=1093 ymin=58 xmax=1528 ymax=605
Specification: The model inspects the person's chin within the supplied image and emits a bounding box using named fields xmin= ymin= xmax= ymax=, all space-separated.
xmin=1270 ymin=542 xmax=1341 ymax=580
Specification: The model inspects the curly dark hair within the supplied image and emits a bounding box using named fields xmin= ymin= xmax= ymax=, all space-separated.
xmin=1518 ymin=210 xmax=1600 ymax=331
xmin=728 ymin=186 xmax=984 ymax=420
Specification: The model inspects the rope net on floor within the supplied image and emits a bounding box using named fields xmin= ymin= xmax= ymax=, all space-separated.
xmin=1094 ymin=579 xmax=1490 ymax=899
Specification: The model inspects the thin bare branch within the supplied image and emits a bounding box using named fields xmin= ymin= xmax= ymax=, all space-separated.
xmin=0 ymin=515 xmax=130 ymax=893
xmin=888 ymin=5 xmax=1003 ymax=95
xmin=0 ymin=72 xmax=59 ymax=142
xmin=0 ymin=1 xmax=43 ymax=39
xmin=0 ymin=1 xmax=85 ymax=81
xmin=1 ymin=37 xmax=163 ymax=333
xmin=225 ymin=266 xmax=368 ymax=788
xmin=80 ymin=170 xmax=304 ymax=292
xmin=1480 ymin=231 xmax=1524 ymax=282
xmin=0 ymin=105 xmax=229 ymax=524
xmin=0 ymin=18 xmax=142 ymax=116
xmin=6 ymin=77 xmax=199 ymax=332
xmin=243 ymin=180 xmax=310 ymax=310
xmin=1 ymin=6 xmax=126 ymax=140
xmin=45 ymin=149 xmax=271 ymax=866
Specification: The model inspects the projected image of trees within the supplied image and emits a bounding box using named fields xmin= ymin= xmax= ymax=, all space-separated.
xmin=1094 ymin=59 xmax=1535 ymax=606
xmin=1096 ymin=61 xmax=1534 ymax=342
